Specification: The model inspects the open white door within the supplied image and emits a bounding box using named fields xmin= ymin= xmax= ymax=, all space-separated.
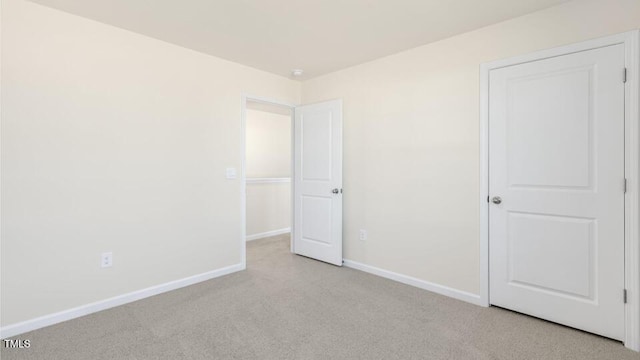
xmin=293 ymin=99 xmax=343 ymax=266
xmin=488 ymin=44 xmax=625 ymax=340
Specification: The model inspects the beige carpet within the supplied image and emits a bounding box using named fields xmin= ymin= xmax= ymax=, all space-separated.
xmin=1 ymin=234 xmax=637 ymax=359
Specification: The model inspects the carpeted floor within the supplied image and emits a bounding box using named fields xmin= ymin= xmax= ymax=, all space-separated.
xmin=2 ymin=234 xmax=637 ymax=359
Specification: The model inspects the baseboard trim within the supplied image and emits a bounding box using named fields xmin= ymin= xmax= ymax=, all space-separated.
xmin=246 ymin=228 xmax=291 ymax=242
xmin=0 ymin=263 xmax=244 ymax=339
xmin=342 ymin=259 xmax=482 ymax=306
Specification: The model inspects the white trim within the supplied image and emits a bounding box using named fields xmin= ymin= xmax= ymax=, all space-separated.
xmin=290 ymin=104 xmax=296 ymax=254
xmin=343 ymin=259 xmax=483 ymax=306
xmin=246 ymin=177 xmax=291 ymax=184
xmin=246 ymin=227 xmax=291 ymax=242
xmin=479 ymin=60 xmax=490 ymax=308
xmin=623 ymin=30 xmax=640 ymax=352
xmin=240 ymin=94 xmax=248 ymax=270
xmin=243 ymin=94 xmax=297 ymax=109
xmin=479 ymin=30 xmax=640 ymax=352
xmin=0 ymin=263 xmax=243 ymax=339
xmin=240 ymin=93 xmax=297 ymax=266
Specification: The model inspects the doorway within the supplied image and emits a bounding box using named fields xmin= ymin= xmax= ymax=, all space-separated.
xmin=242 ymin=97 xmax=295 ymax=260
xmin=241 ymin=95 xmax=344 ymax=268
xmin=244 ymin=100 xmax=293 ymax=242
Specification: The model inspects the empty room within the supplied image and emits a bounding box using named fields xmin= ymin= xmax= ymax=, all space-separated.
xmin=1 ymin=0 xmax=640 ymax=359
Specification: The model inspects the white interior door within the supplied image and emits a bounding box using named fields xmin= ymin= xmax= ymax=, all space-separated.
xmin=293 ymin=99 xmax=343 ymax=266
xmin=488 ymin=44 xmax=625 ymax=340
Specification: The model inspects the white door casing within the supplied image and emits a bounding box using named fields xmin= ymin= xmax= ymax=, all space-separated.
xmin=293 ymin=99 xmax=343 ymax=266
xmin=488 ymin=44 xmax=625 ymax=340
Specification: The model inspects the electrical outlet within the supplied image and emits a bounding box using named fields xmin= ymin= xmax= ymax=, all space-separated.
xmin=225 ymin=167 xmax=237 ymax=179
xmin=101 ymin=252 xmax=113 ymax=268
xmin=359 ymin=229 xmax=367 ymax=241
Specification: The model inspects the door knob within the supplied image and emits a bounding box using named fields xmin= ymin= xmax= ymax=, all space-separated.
xmin=492 ymin=196 xmax=502 ymax=204
xmin=332 ymin=188 xmax=340 ymax=194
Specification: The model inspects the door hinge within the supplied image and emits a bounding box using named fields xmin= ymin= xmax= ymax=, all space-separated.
xmin=624 ymin=178 xmax=628 ymax=193
xmin=623 ymin=68 xmax=627 ymax=83
xmin=624 ymin=289 xmax=628 ymax=304
xmin=487 ymin=196 xmax=490 ymax=203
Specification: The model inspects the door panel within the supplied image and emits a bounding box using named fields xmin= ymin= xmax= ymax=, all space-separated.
xmin=301 ymin=196 xmax=333 ymax=244
xmin=294 ymin=100 xmax=343 ymax=266
xmin=301 ymin=111 xmax=333 ymax=180
xmin=508 ymin=212 xmax=595 ymax=299
xmin=507 ymin=67 xmax=592 ymax=188
xmin=489 ymin=44 xmax=625 ymax=340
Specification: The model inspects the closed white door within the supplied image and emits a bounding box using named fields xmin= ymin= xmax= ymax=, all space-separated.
xmin=294 ymin=99 xmax=343 ymax=266
xmin=489 ymin=44 xmax=625 ymax=340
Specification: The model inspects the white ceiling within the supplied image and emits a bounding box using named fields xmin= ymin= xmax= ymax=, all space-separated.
xmin=28 ymin=0 xmax=570 ymax=80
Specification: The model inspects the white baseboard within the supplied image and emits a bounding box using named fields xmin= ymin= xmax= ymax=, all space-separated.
xmin=342 ymin=259 xmax=482 ymax=306
xmin=246 ymin=228 xmax=291 ymax=242
xmin=0 ymin=263 xmax=244 ymax=339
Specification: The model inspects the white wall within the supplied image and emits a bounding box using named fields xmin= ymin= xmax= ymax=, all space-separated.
xmin=246 ymin=182 xmax=291 ymax=239
xmin=1 ymin=0 xmax=300 ymax=326
xmin=245 ymin=109 xmax=291 ymax=178
xmin=301 ymin=0 xmax=640 ymax=295
xmin=245 ymin=109 xmax=291 ymax=238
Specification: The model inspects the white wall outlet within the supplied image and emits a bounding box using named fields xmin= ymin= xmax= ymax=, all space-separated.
xmin=359 ymin=229 xmax=367 ymax=241
xmin=101 ymin=252 xmax=113 ymax=268
xmin=225 ymin=167 xmax=237 ymax=179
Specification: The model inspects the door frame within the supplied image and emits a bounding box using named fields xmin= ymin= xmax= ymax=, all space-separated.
xmin=240 ymin=94 xmax=297 ymax=268
xmin=479 ymin=30 xmax=640 ymax=351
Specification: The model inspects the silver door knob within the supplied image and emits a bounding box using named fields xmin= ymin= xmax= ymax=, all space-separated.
xmin=492 ymin=196 xmax=502 ymax=204
xmin=332 ymin=188 xmax=340 ymax=194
